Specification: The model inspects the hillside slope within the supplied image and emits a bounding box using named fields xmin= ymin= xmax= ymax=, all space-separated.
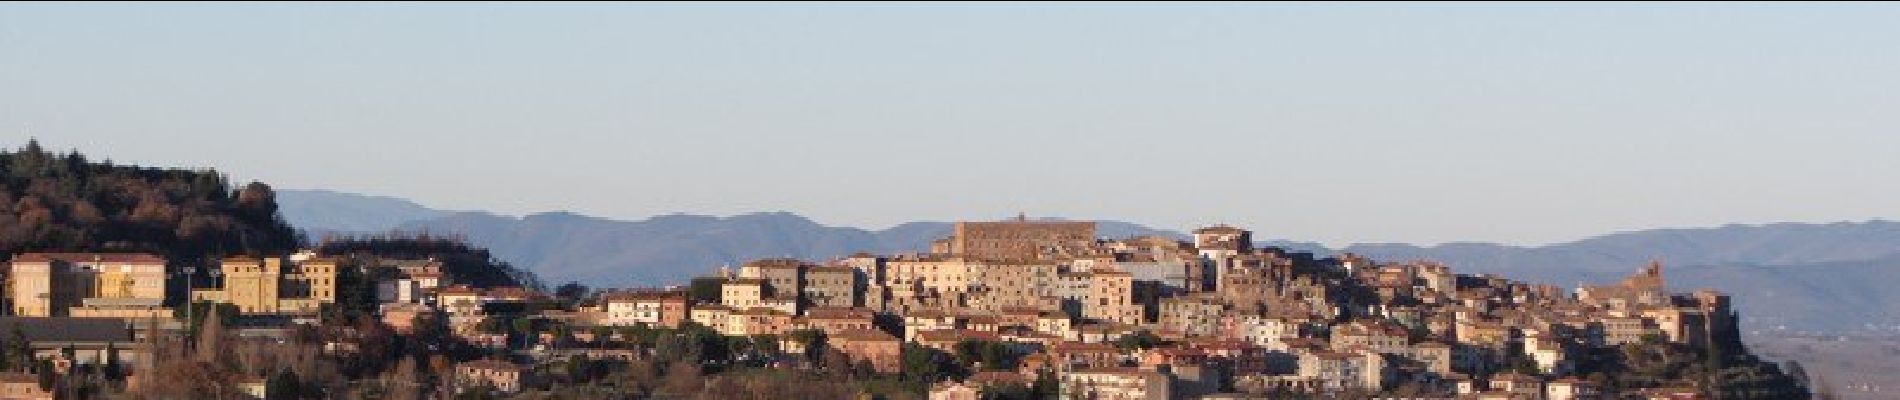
xmin=0 ymin=140 xmax=300 ymax=262
xmin=278 ymin=189 xmax=449 ymax=233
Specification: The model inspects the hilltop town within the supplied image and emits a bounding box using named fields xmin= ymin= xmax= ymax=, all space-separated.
xmin=0 ymin=215 xmax=1806 ymax=399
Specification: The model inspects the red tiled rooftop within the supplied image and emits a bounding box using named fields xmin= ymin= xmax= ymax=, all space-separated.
xmin=832 ymin=329 xmax=899 ymax=342
xmin=1051 ymin=342 xmax=1120 ymax=353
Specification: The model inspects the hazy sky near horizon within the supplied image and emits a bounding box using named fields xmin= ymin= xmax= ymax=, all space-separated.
xmin=3 ymin=3 xmax=1898 ymax=246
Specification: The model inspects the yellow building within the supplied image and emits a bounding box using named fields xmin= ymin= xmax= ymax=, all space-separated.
xmin=720 ymin=278 xmax=767 ymax=309
xmin=884 ymin=256 xmax=977 ymax=311
xmin=192 ymin=252 xmax=340 ymax=315
xmin=0 ymin=372 xmax=52 ymax=399
xmin=6 ymin=253 xmax=168 ymax=318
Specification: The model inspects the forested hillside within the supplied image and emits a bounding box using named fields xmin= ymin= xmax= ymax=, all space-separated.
xmin=0 ymin=140 xmax=300 ymax=263
xmin=317 ymin=233 xmax=541 ymax=290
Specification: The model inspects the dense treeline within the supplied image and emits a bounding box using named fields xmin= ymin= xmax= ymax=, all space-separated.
xmin=134 ymin=307 xmax=485 ymax=399
xmin=316 ymin=232 xmax=540 ymax=290
xmin=0 ymin=139 xmax=540 ymax=301
xmin=0 ymin=139 xmax=301 ymax=262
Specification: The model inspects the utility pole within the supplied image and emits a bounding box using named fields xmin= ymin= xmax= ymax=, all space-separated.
xmin=180 ymin=266 xmax=197 ymax=338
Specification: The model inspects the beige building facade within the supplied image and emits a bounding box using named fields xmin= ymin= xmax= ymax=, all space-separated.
xmin=7 ymin=253 xmax=168 ymax=318
xmin=191 ymin=252 xmax=339 ymax=315
xmin=950 ymin=218 xmax=1096 ymax=261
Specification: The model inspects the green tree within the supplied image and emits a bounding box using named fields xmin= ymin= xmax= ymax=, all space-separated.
xmin=1114 ymin=330 xmax=1162 ymax=351
xmin=34 ymin=359 xmax=53 ymax=391
xmin=554 ymin=282 xmax=590 ymax=307
xmin=8 ymin=327 xmax=30 ymax=372
xmin=953 ymin=340 xmax=1017 ymax=371
xmin=0 ymin=332 xmax=10 ymax=373
xmin=625 ymin=324 xmax=663 ymax=348
xmin=266 ymin=369 xmax=302 ymax=400
xmin=476 ymin=317 xmax=507 ymax=334
xmin=900 ymin=343 xmax=962 ymax=384
xmin=750 ymin=334 xmax=782 ymax=360
xmin=656 ymin=323 xmax=729 ymax=366
xmin=1031 ymin=369 xmax=1060 ymax=399
xmin=512 ymin=318 xmax=538 ymax=342
xmin=1783 ymin=360 xmax=1810 ymax=392
xmin=688 ymin=278 xmax=723 ymax=304
xmin=726 ymin=336 xmax=757 ymax=364
xmin=984 ymin=381 xmax=1035 ymax=400
xmin=786 ymin=329 xmax=827 ymax=361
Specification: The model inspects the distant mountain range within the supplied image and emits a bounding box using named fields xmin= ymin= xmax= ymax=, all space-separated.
xmin=277 ymin=189 xmax=452 ymax=234
xmin=278 ymin=189 xmax=1900 ymax=332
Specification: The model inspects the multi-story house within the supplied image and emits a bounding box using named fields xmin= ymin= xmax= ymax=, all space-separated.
xmin=1086 ymin=270 xmax=1141 ymax=325
xmin=191 ymin=251 xmax=338 ymax=315
xmin=802 ymin=265 xmax=858 ymax=308
xmin=1159 ymin=293 xmax=1226 ymax=337
xmin=600 ymin=290 xmax=688 ymax=327
xmin=1060 ymin=368 xmax=1170 ymax=400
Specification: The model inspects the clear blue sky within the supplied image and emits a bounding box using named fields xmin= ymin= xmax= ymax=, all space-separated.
xmin=4 ymin=3 xmax=1897 ymax=246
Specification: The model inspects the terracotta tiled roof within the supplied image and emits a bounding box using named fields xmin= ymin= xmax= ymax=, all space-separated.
xmin=1051 ymin=341 xmax=1119 ymax=353
xmin=600 ymin=290 xmax=687 ymax=302
xmin=963 ymin=315 xmax=1001 ymax=325
xmin=731 ymin=308 xmax=790 ymax=316
xmin=1001 ymin=331 xmax=1061 ymax=342
xmin=916 ymin=329 xmax=1000 ymax=343
xmin=1068 ymin=367 xmax=1155 ymax=377
xmin=832 ymin=329 xmax=898 ymax=342
xmin=804 ymin=307 xmax=874 ymax=319
xmin=906 ymin=309 xmax=951 ymax=319
xmin=966 ymin=371 xmax=1028 ymax=385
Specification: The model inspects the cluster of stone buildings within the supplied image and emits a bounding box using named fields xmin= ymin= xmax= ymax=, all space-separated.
xmin=574 ymin=217 xmax=1735 ymax=399
xmin=0 ymin=216 xmax=1741 ymax=399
